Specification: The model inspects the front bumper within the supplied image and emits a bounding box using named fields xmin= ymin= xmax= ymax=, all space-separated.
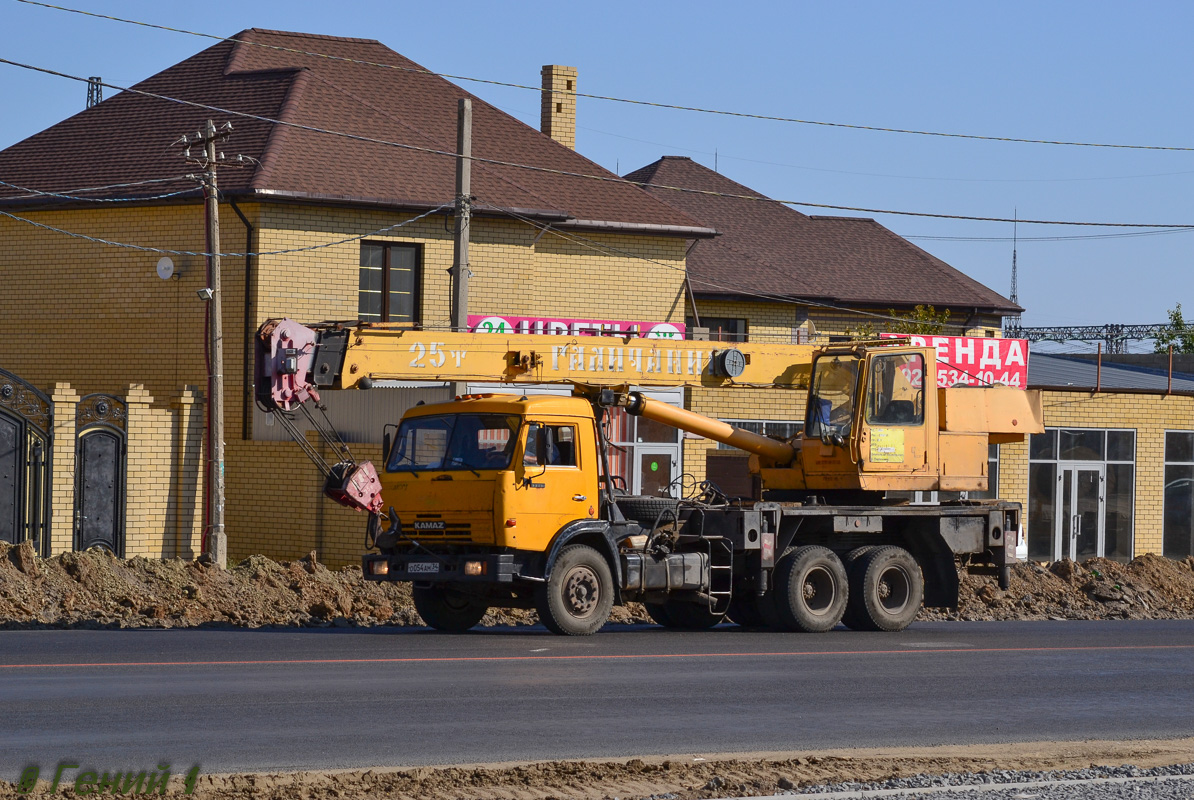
xmin=362 ymin=551 xmax=520 ymax=584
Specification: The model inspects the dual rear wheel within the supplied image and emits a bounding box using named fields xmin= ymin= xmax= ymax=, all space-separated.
xmin=736 ymin=544 xmax=923 ymax=633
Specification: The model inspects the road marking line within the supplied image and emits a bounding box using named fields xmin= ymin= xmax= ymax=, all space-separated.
xmin=1 ymin=643 xmax=1192 ymax=670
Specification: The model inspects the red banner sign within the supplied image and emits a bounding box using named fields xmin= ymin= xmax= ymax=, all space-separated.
xmin=880 ymin=334 xmax=1029 ymax=388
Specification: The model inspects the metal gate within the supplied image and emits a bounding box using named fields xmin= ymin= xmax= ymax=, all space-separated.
xmin=0 ymin=368 xmax=52 ymax=553
xmin=74 ymin=394 xmax=127 ymax=555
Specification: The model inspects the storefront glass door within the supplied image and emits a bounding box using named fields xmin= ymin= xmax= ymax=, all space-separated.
xmin=1055 ymin=464 xmax=1104 ymax=561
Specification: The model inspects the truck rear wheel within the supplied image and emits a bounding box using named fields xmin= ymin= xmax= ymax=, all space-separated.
xmin=773 ymin=545 xmax=848 ymax=632
xmin=840 ymin=546 xmax=879 ymax=631
xmin=412 ymin=586 xmax=488 ymax=632
xmin=845 ymin=545 xmax=923 ymax=632
xmin=536 ymin=544 xmax=614 ymax=636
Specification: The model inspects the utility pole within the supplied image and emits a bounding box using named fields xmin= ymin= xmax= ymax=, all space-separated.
xmin=450 ymin=99 xmax=472 ymax=398
xmin=451 ymin=98 xmax=472 ymax=333
xmin=178 ymin=120 xmax=235 ymax=568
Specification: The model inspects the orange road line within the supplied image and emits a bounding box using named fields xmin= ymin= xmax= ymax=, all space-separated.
xmin=1 ymin=644 xmax=1193 ymax=670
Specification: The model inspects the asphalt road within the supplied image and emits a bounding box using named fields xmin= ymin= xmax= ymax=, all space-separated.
xmin=3 ymin=619 xmax=1194 ymax=777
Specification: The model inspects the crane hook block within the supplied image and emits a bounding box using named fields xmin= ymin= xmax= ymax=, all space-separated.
xmin=324 ymin=460 xmax=385 ymax=515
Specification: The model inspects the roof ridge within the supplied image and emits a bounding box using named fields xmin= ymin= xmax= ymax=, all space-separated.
xmin=252 ymin=68 xmax=313 ymax=191
xmin=240 ymin=28 xmax=384 ymax=45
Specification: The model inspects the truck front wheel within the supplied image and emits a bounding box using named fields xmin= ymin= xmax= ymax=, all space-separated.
xmin=536 ymin=544 xmax=614 ymax=636
xmin=844 ymin=545 xmax=923 ymax=632
xmin=773 ymin=545 xmax=848 ymax=632
xmin=412 ymin=586 xmax=488 ymax=632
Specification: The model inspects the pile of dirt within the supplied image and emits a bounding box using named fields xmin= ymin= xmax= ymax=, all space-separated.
xmin=0 ymin=540 xmax=644 ymax=629
xmin=3 ymin=540 xmax=1194 ymax=629
xmin=920 ymin=553 xmax=1194 ymax=622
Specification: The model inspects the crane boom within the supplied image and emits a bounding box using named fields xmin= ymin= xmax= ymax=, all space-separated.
xmin=257 ymin=319 xmax=817 ymax=410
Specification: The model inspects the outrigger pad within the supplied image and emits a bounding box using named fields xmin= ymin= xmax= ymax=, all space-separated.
xmin=324 ymin=460 xmax=384 ymax=514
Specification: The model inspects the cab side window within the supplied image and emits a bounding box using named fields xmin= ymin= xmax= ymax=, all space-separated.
xmin=524 ymin=423 xmax=578 ymax=467
xmin=866 ymin=353 xmax=925 ymax=426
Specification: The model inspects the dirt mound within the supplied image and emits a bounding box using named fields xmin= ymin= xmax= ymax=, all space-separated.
xmin=920 ymin=553 xmax=1194 ymax=622
xmin=3 ymin=540 xmax=1194 ymax=629
xmin=0 ymin=540 xmax=648 ymax=629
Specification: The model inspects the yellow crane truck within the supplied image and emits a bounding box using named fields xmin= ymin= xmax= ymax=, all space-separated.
xmin=256 ymin=319 xmax=1043 ymax=636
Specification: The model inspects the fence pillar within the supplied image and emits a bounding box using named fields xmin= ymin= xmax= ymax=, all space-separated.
xmin=48 ymin=383 xmax=78 ymax=556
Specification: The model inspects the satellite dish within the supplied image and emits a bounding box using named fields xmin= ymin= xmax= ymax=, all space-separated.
xmin=156 ymin=256 xmax=175 ymax=280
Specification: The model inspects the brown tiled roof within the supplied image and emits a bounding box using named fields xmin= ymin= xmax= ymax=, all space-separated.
xmin=0 ymin=30 xmax=705 ymax=231
xmin=624 ymin=156 xmax=1019 ymax=313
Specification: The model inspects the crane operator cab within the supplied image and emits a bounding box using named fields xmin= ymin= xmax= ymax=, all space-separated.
xmin=799 ymin=345 xmax=934 ymax=491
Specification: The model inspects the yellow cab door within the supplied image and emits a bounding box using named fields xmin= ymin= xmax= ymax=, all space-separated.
xmin=503 ymin=416 xmax=598 ymax=552
xmin=800 ymin=352 xmax=864 ymax=488
xmin=857 ymin=349 xmax=932 ymax=478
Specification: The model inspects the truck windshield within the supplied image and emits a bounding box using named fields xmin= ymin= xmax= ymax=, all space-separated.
xmin=387 ymin=414 xmax=521 ymax=472
xmin=806 ymin=355 xmax=860 ymax=438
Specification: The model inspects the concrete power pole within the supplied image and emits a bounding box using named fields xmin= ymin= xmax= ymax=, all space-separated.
xmin=451 ymin=98 xmax=472 ymax=333
xmin=179 ymin=119 xmax=234 ymax=568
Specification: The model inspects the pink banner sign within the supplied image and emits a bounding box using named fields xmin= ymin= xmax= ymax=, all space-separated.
xmin=468 ymin=314 xmax=685 ymax=340
xmin=880 ymin=334 xmax=1029 ymax=388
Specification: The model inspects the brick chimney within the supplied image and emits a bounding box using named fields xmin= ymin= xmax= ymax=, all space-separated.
xmin=540 ymin=65 xmax=577 ymax=149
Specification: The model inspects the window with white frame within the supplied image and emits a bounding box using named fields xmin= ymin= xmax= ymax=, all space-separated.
xmin=1027 ymin=428 xmax=1135 ymax=562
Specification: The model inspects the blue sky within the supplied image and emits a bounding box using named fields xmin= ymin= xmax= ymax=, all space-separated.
xmin=2 ymin=0 xmax=1191 ymax=345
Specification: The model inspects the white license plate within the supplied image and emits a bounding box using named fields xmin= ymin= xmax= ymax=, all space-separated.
xmin=407 ymin=561 xmax=439 ymax=574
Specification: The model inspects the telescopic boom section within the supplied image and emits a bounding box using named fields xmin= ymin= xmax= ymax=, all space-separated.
xmin=625 ymin=393 xmax=797 ymax=464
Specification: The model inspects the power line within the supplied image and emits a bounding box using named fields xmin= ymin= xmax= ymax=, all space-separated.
xmin=3 ymin=57 xmax=1192 ymax=233
xmin=16 ymin=0 xmax=1194 ymax=154
xmin=0 ymin=176 xmax=200 ymax=202
xmin=905 ymin=228 xmax=1194 ymax=243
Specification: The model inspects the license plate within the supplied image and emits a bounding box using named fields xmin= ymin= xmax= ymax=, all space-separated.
xmin=407 ymin=561 xmax=439 ymax=574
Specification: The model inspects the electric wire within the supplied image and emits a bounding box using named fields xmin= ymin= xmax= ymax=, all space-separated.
xmin=0 ymin=201 xmax=452 ymax=257
xmin=2 ymin=56 xmax=1189 ymax=232
xmin=0 ymin=176 xmax=200 ymax=202
xmin=16 ymin=0 xmax=1194 ymax=153
xmin=905 ymin=228 xmax=1194 ymax=243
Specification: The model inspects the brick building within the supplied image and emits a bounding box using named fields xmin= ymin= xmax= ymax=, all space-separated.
xmin=0 ymin=30 xmax=709 ymax=564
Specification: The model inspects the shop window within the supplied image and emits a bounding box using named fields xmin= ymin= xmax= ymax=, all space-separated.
xmin=1028 ymin=428 xmax=1135 ymax=562
xmin=1164 ymin=431 xmax=1194 ymax=558
xmin=359 ymin=242 xmax=420 ymax=323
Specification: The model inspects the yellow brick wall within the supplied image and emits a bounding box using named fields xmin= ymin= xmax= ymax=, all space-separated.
xmin=998 ymin=390 xmax=1194 ymax=557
